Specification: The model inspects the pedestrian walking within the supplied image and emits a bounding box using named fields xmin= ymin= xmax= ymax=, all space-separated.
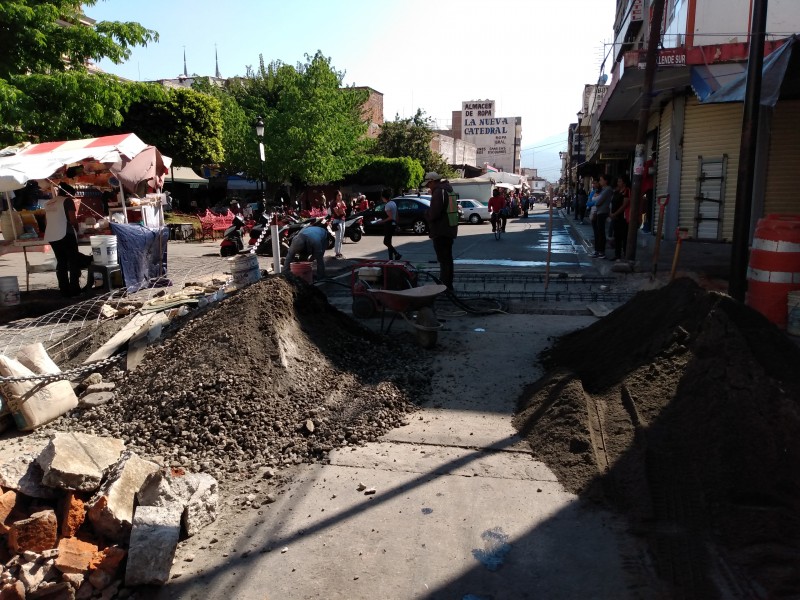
xmin=372 ymin=188 xmax=401 ymax=260
xmin=591 ymin=174 xmax=613 ymax=259
xmin=331 ymin=190 xmax=347 ymax=258
xmin=611 ymin=175 xmax=631 ymax=260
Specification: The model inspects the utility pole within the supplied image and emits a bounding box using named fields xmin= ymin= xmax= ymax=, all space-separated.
xmin=625 ymin=0 xmax=667 ymax=262
xmin=729 ymin=0 xmax=769 ymax=301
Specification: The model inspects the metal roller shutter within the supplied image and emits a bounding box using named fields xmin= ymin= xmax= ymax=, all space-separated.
xmin=765 ymin=100 xmax=800 ymax=215
xmin=680 ymin=97 xmax=743 ymax=241
xmin=652 ymin=102 xmax=673 ymax=233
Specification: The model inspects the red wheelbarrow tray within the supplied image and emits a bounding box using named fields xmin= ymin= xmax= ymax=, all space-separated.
xmin=367 ymin=284 xmax=448 ymax=313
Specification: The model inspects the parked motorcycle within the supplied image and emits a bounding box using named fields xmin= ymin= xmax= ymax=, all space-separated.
xmin=219 ymin=215 xmax=246 ymax=257
xmin=344 ymin=214 xmax=364 ymax=243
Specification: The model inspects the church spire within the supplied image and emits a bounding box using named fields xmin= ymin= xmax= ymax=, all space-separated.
xmin=215 ymin=44 xmax=221 ymax=79
xmin=183 ymin=47 xmax=188 ymax=77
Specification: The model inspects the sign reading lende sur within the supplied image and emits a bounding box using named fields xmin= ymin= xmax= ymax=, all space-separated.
xmin=461 ymin=100 xmax=520 ymax=172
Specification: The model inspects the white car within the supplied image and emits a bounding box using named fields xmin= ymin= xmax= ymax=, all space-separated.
xmin=457 ymin=199 xmax=491 ymax=224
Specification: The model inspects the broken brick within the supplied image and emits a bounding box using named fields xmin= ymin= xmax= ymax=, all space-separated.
xmin=54 ymin=538 xmax=99 ymax=575
xmin=88 ymin=546 xmax=125 ymax=575
xmin=8 ymin=510 xmax=58 ymax=554
xmin=0 ymin=490 xmax=16 ymax=534
xmin=0 ymin=581 xmax=25 ymax=600
xmin=59 ymin=493 xmax=85 ymax=539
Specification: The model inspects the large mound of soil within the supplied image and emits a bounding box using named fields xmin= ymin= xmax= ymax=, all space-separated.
xmin=514 ymin=278 xmax=800 ymax=598
xmin=58 ymin=276 xmax=431 ymax=481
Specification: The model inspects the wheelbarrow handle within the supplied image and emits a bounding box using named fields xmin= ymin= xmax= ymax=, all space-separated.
xmin=657 ymin=194 xmax=670 ymax=208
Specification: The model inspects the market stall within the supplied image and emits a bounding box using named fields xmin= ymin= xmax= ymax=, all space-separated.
xmin=0 ymin=134 xmax=172 ymax=293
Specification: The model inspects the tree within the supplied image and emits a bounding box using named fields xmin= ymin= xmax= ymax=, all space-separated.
xmin=351 ymin=157 xmax=424 ymax=194
xmin=113 ymin=87 xmax=224 ymax=167
xmin=243 ymin=52 xmax=370 ymax=186
xmin=372 ymin=109 xmax=453 ymax=178
xmin=0 ymin=0 xmax=158 ymax=143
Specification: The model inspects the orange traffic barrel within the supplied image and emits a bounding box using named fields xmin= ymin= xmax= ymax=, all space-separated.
xmin=746 ymin=214 xmax=800 ymax=327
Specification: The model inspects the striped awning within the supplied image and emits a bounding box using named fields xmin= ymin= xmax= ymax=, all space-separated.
xmin=0 ymin=134 xmax=170 ymax=193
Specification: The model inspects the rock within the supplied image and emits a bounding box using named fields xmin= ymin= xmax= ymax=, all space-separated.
xmin=137 ymin=471 xmax=218 ymax=537
xmin=58 ymin=493 xmax=85 ymax=538
xmin=83 ymin=383 xmax=115 ymax=394
xmin=0 ymin=490 xmax=17 ymax=533
xmin=18 ymin=558 xmax=58 ymax=592
xmin=265 ymin=493 xmax=277 ymax=504
xmin=0 ymin=581 xmax=26 ymax=600
xmin=304 ymin=419 xmax=315 ymax=433
xmin=124 ymin=505 xmax=182 ymax=586
xmin=8 ymin=510 xmax=58 ymax=554
xmin=80 ymin=374 xmax=102 ymax=388
xmin=364 ymin=488 xmax=376 ymax=495
xmin=0 ymin=440 xmax=57 ymax=499
xmin=54 ymin=538 xmax=98 ymax=575
xmin=60 ymin=573 xmax=83 ymax=590
xmin=98 ymin=580 xmax=119 ymax=600
xmin=28 ymin=581 xmax=75 ymax=599
xmin=37 ymin=433 xmax=125 ymax=492
xmin=356 ymin=482 xmax=366 ymax=491
xmin=78 ymin=393 xmax=114 ymax=408
xmin=262 ymin=468 xmax=275 ymax=479
xmin=87 ymin=452 xmax=159 ymax=542
xmin=75 ymin=581 xmax=93 ymax=599
xmin=87 ymin=568 xmax=111 ymax=591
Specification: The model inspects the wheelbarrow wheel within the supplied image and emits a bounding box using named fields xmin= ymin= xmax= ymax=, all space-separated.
xmin=415 ymin=306 xmax=438 ymax=349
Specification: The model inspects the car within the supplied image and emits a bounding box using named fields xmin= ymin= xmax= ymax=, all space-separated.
xmin=360 ymin=197 xmax=432 ymax=235
xmin=457 ymin=199 xmax=491 ymax=224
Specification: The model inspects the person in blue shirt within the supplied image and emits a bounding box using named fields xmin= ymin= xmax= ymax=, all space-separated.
xmin=283 ymin=222 xmax=328 ymax=279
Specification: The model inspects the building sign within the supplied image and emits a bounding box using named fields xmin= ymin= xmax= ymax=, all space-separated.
xmin=631 ymin=0 xmax=643 ymax=22
xmin=461 ymin=100 xmax=519 ymax=172
xmin=656 ymin=48 xmax=687 ymax=67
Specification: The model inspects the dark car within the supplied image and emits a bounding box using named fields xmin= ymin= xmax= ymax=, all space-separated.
xmin=361 ymin=197 xmax=431 ymax=235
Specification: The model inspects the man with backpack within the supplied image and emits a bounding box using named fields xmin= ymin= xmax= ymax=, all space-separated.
xmin=423 ymin=171 xmax=459 ymax=291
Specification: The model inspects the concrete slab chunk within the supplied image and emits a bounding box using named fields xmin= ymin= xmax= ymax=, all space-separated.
xmin=36 ymin=433 xmax=125 ymax=492
xmin=78 ymin=392 xmax=114 ymax=408
xmin=0 ymin=439 xmax=57 ymax=499
xmin=125 ymin=505 xmax=182 ymax=586
xmin=137 ymin=470 xmax=218 ymax=537
xmin=87 ymin=452 xmax=159 ymax=542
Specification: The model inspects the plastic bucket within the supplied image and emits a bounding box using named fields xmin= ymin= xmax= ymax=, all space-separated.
xmin=788 ymin=291 xmax=800 ymax=337
xmin=290 ymin=261 xmax=313 ymax=284
xmin=746 ymin=214 xmax=800 ymax=328
xmin=90 ymin=235 xmax=118 ymax=266
xmin=0 ymin=276 xmax=20 ymax=307
xmin=230 ymin=254 xmax=260 ymax=286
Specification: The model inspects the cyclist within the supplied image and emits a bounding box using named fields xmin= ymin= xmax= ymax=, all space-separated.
xmin=488 ymin=188 xmax=508 ymax=233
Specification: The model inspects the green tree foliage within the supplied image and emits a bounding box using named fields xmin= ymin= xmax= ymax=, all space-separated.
xmin=0 ymin=0 xmax=158 ymax=143
xmin=115 ymin=87 xmax=224 ymax=167
xmin=353 ymin=157 xmax=424 ymax=194
xmin=247 ymin=52 xmax=370 ymax=185
xmin=372 ymin=109 xmax=453 ymax=177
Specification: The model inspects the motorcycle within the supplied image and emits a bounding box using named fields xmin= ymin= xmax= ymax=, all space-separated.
xmin=344 ymin=214 xmax=364 ymax=243
xmin=219 ymin=215 xmax=246 ymax=257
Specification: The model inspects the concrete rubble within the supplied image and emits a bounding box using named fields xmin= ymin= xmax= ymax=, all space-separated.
xmin=0 ymin=433 xmax=219 ymax=597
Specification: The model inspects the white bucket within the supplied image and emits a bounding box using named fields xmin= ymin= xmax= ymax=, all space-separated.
xmin=0 ymin=276 xmax=20 ymax=307
xmin=230 ymin=254 xmax=260 ymax=286
xmin=90 ymin=235 xmax=118 ymax=266
xmin=788 ymin=291 xmax=800 ymax=337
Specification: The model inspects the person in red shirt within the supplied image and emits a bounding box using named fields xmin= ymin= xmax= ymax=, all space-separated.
xmin=488 ymin=188 xmax=507 ymax=233
xmin=357 ymin=195 xmax=369 ymax=212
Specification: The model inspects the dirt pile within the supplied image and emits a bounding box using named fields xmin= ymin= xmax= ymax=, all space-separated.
xmin=56 ymin=276 xmax=431 ymax=482
xmin=514 ymin=278 xmax=800 ymax=597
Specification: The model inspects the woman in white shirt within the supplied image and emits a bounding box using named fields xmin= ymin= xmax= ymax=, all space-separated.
xmin=43 ymin=180 xmax=83 ymax=297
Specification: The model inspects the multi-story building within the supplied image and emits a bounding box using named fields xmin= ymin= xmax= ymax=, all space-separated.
xmin=586 ymin=0 xmax=800 ymax=241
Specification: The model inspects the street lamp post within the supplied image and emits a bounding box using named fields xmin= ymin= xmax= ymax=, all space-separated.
xmin=254 ymin=116 xmax=266 ymax=212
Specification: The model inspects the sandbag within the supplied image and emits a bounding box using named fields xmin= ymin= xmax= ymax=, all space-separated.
xmin=0 ymin=345 xmax=78 ymax=431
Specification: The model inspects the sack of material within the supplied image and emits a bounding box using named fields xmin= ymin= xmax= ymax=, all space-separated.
xmin=0 ymin=344 xmax=78 ymax=431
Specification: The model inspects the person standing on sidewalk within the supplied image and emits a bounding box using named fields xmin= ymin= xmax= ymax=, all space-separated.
xmin=592 ymin=174 xmax=613 ymax=259
xmin=610 ymin=175 xmax=631 ymax=260
xmin=43 ymin=180 xmax=83 ymax=297
xmin=373 ymin=188 xmax=401 ymax=260
xmin=331 ymin=190 xmax=347 ymax=258
xmin=424 ymin=172 xmax=458 ymax=291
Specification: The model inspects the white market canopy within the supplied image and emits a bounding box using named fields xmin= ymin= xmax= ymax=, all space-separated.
xmin=0 ymin=133 xmax=171 ymax=193
xmin=167 ymin=166 xmax=208 ymax=185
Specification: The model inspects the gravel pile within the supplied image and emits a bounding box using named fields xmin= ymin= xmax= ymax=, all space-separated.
xmin=57 ymin=276 xmax=432 ymax=481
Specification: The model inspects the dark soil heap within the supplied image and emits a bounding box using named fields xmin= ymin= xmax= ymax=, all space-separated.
xmin=514 ymin=278 xmax=800 ymax=598
xmin=59 ymin=276 xmax=431 ymax=481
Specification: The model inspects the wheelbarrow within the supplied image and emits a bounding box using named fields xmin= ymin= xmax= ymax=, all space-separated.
xmin=367 ymin=284 xmax=447 ymax=349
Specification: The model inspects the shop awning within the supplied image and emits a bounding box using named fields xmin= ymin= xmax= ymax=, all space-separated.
xmin=701 ymin=36 xmax=798 ymax=106
xmin=0 ymin=133 xmax=169 ymax=193
xmin=166 ymin=166 xmax=208 ymax=185
xmin=690 ymin=63 xmax=747 ymax=101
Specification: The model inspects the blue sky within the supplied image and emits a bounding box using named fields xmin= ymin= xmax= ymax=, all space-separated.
xmin=88 ymin=0 xmax=615 ymax=181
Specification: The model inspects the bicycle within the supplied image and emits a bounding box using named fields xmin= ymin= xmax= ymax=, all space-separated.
xmin=491 ymin=211 xmax=507 ymax=240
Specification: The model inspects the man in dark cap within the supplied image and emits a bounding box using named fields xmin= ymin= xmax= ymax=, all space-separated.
xmin=423 ymin=172 xmax=458 ymax=291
